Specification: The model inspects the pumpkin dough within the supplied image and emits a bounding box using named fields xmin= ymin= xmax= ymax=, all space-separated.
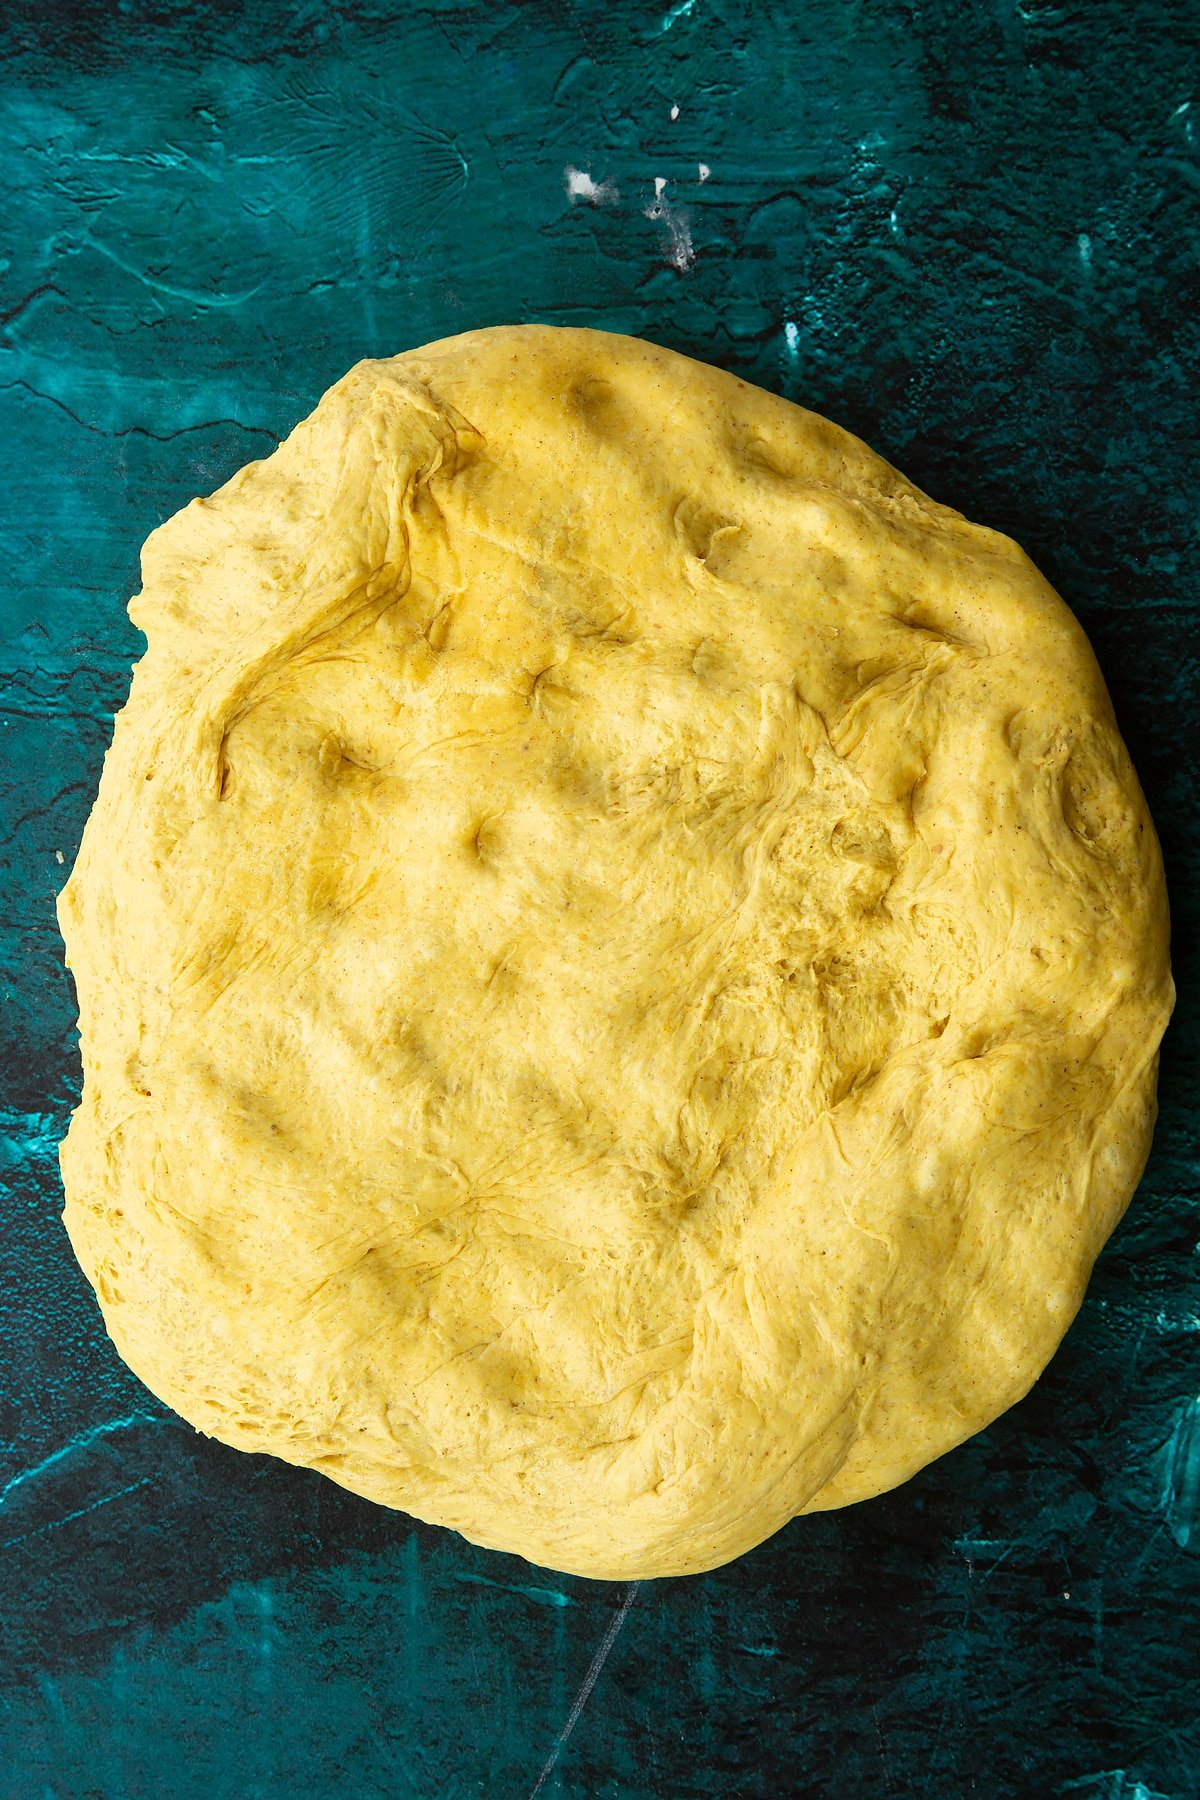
xmin=58 ymin=326 xmax=1172 ymax=1579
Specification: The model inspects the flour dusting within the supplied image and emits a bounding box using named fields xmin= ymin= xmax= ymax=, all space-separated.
xmin=645 ymin=176 xmax=693 ymax=270
xmin=565 ymin=167 xmax=619 ymax=205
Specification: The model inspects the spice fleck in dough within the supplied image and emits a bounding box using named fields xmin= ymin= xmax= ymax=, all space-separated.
xmin=58 ymin=326 xmax=1173 ymax=1579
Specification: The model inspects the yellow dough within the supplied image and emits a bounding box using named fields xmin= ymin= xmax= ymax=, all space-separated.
xmin=58 ymin=325 xmax=1173 ymax=1579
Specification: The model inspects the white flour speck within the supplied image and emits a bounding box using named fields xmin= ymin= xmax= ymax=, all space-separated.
xmin=645 ymin=177 xmax=694 ymax=270
xmin=698 ymin=162 xmax=711 ymax=182
xmin=565 ymin=166 xmax=619 ymax=206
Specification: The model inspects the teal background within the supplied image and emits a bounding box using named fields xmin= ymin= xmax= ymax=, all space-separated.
xmin=1 ymin=1 xmax=1198 ymax=1794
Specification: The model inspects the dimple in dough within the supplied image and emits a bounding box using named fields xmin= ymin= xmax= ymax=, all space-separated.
xmin=58 ymin=326 xmax=1173 ymax=1580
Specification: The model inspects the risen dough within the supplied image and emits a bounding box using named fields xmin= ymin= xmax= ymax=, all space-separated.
xmin=58 ymin=326 xmax=1172 ymax=1579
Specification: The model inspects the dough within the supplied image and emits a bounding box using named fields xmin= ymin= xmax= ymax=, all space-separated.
xmin=58 ymin=326 xmax=1172 ymax=1579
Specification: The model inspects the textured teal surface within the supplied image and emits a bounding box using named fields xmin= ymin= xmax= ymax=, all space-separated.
xmin=1 ymin=2 xmax=1197 ymax=1795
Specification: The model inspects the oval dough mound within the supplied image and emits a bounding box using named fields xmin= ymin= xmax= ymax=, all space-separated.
xmin=58 ymin=326 xmax=1172 ymax=1579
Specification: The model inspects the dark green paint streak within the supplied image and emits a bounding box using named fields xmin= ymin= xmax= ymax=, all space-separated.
xmin=0 ymin=0 xmax=1197 ymax=1795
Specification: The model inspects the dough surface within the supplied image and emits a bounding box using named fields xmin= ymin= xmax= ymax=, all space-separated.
xmin=58 ymin=326 xmax=1172 ymax=1579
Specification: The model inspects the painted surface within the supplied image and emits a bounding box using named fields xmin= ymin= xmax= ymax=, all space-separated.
xmin=1 ymin=1 xmax=1197 ymax=1794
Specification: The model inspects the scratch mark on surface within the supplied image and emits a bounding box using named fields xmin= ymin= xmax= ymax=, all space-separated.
xmin=0 ymin=379 xmax=279 ymax=445
xmin=86 ymin=236 xmax=263 ymax=309
xmin=357 ymin=193 xmax=379 ymax=353
xmin=1160 ymin=1393 xmax=1200 ymax=1548
xmin=873 ymin=1702 xmax=897 ymax=1795
xmin=0 ymin=281 xmax=65 ymax=336
xmin=0 ymin=1106 xmax=61 ymax=1167
xmin=0 ymin=776 xmax=94 ymax=852
xmin=2 ymin=1475 xmax=154 ymax=1549
xmin=1060 ymin=1771 xmax=1173 ymax=1799
xmin=954 ymin=1533 xmax=1020 ymax=1579
xmin=453 ymin=1570 xmax=573 ymax=1608
xmin=37 ymin=1672 xmax=70 ymax=1737
xmin=549 ymin=52 xmax=594 ymax=105
xmin=0 ymin=1412 xmax=166 ymax=1506
xmin=528 ymin=1582 xmax=640 ymax=1797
